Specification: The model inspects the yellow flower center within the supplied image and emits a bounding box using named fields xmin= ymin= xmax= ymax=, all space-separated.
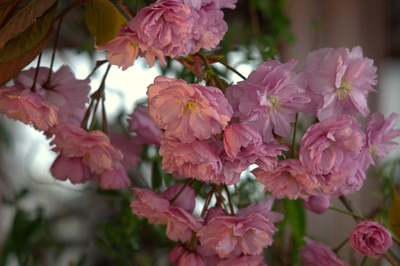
xmin=336 ymin=79 xmax=352 ymax=100
xmin=267 ymin=95 xmax=284 ymax=113
xmin=183 ymin=99 xmax=199 ymax=114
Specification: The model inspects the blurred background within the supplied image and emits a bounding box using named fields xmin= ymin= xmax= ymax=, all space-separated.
xmin=1 ymin=0 xmax=400 ymax=265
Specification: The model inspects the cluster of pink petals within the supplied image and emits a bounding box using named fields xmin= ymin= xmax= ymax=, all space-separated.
xmin=253 ymin=159 xmax=322 ymax=200
xmin=0 ymin=87 xmax=59 ymax=131
xmin=50 ymin=124 xmax=130 ymax=189
xmin=169 ymin=245 xmax=206 ymax=266
xmin=303 ymin=46 xmax=377 ymax=121
xmin=130 ymin=185 xmax=203 ymax=242
xmin=349 ymin=221 xmax=393 ymax=259
xmin=302 ymin=190 xmax=331 ymax=214
xmin=96 ymin=24 xmax=167 ymax=69
xmin=300 ymin=237 xmax=348 ymax=266
xmin=14 ymin=66 xmax=91 ymax=127
xmin=217 ymin=255 xmax=267 ymax=266
xmin=299 ymin=115 xmax=365 ymax=196
xmin=197 ymin=197 xmax=283 ymax=259
xmin=127 ymin=105 xmax=163 ymax=146
xmin=360 ymin=112 xmax=400 ymax=170
xmin=226 ymin=59 xmax=309 ymax=143
xmin=129 ymin=0 xmax=236 ymax=60
xmin=159 ymin=135 xmax=222 ymax=182
xmin=223 ymin=123 xmax=288 ymax=171
xmin=147 ymin=76 xmax=232 ymax=142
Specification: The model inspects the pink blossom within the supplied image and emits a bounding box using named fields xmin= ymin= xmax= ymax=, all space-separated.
xmin=147 ymin=76 xmax=232 ymax=142
xmin=96 ymin=26 xmax=140 ymax=70
xmin=51 ymin=155 xmax=91 ymax=184
xmin=94 ymin=166 xmax=131 ymax=190
xmin=360 ymin=112 xmax=400 ymax=170
xmin=160 ymin=183 xmax=196 ymax=213
xmin=197 ymin=213 xmax=278 ymax=258
xmin=300 ymin=237 xmax=348 ymax=266
xmin=130 ymin=187 xmax=203 ymax=242
xmin=14 ymin=66 xmax=90 ymax=126
xmin=50 ymin=124 xmax=123 ymax=174
xmin=127 ymin=105 xmax=162 ymax=146
xmin=198 ymin=197 xmax=282 ymax=258
xmin=96 ymin=25 xmax=167 ymax=69
xmin=226 ymin=60 xmax=309 ymax=143
xmin=129 ymin=0 xmax=201 ymax=58
xmin=168 ymin=245 xmax=207 ymax=266
xmin=299 ymin=115 xmax=365 ymax=196
xmin=302 ymin=191 xmax=331 ymax=214
xmin=217 ymin=255 xmax=267 ymax=266
xmin=252 ymin=159 xmax=322 ymax=200
xmin=159 ymin=135 xmax=222 ymax=182
xmin=110 ymin=132 xmax=143 ymax=170
xmin=299 ymin=115 xmax=364 ymax=176
xmin=0 ymin=87 xmax=59 ymax=131
xmin=303 ymin=46 xmax=377 ymax=121
xmin=349 ymin=221 xmax=393 ymax=259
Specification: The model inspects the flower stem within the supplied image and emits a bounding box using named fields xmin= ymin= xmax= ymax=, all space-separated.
xmin=215 ymin=60 xmax=247 ymax=80
xmin=329 ymin=205 xmax=367 ymax=221
xmin=170 ymin=178 xmax=192 ymax=206
xmin=224 ymin=185 xmax=235 ymax=215
xmin=332 ymin=237 xmax=348 ymax=253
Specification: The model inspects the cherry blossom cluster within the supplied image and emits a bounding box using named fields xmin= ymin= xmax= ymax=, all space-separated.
xmin=0 ymin=0 xmax=399 ymax=264
xmin=96 ymin=0 xmax=237 ymax=69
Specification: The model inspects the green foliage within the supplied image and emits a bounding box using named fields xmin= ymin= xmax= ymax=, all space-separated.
xmin=85 ymin=0 xmax=128 ymax=46
xmin=94 ymin=190 xmax=174 ymax=266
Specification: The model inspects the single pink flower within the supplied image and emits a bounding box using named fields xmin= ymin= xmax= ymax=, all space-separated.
xmin=96 ymin=25 xmax=167 ymax=69
xmin=14 ymin=66 xmax=91 ymax=126
xmin=127 ymin=105 xmax=162 ymax=146
xmin=300 ymin=237 xmax=348 ymax=266
xmin=299 ymin=114 xmax=364 ymax=175
xmin=299 ymin=115 xmax=365 ymax=196
xmin=148 ymin=76 xmax=232 ymax=142
xmin=96 ymin=26 xmax=140 ymax=71
xmin=360 ymin=112 xmax=400 ymax=170
xmin=130 ymin=187 xmax=203 ymax=242
xmin=159 ymin=135 xmax=222 ymax=182
xmin=302 ymin=191 xmax=331 ymax=214
xmin=217 ymin=255 xmax=267 ymax=266
xmin=303 ymin=46 xmax=377 ymax=121
xmin=0 ymin=87 xmax=59 ymax=131
xmin=252 ymin=159 xmax=322 ymax=200
xmin=168 ymin=245 xmax=207 ymax=266
xmin=349 ymin=221 xmax=393 ymax=259
xmin=94 ymin=166 xmax=131 ymax=190
xmin=110 ymin=132 xmax=143 ymax=170
xmin=197 ymin=213 xmax=278 ymax=258
xmin=226 ymin=60 xmax=309 ymax=143
xmin=50 ymin=155 xmax=91 ymax=184
xmin=129 ymin=0 xmax=201 ymax=58
xmin=50 ymin=124 xmax=123 ymax=174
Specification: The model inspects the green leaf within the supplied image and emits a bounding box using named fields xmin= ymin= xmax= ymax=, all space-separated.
xmin=85 ymin=0 xmax=128 ymax=46
xmin=0 ymin=20 xmax=53 ymax=86
xmin=0 ymin=2 xmax=56 ymax=63
xmin=389 ymin=187 xmax=400 ymax=240
xmin=0 ymin=0 xmax=57 ymax=48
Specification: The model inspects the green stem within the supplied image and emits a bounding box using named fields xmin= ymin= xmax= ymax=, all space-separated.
xmin=332 ymin=237 xmax=348 ymax=253
xmin=234 ymin=184 xmax=242 ymax=208
xmin=224 ymin=185 xmax=235 ymax=215
xmin=45 ymin=16 xmax=64 ymax=86
xmin=291 ymin=113 xmax=299 ymax=158
xmin=215 ymin=60 xmax=247 ymax=80
xmin=329 ymin=205 xmax=367 ymax=221
xmin=201 ymin=185 xmax=216 ymax=218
